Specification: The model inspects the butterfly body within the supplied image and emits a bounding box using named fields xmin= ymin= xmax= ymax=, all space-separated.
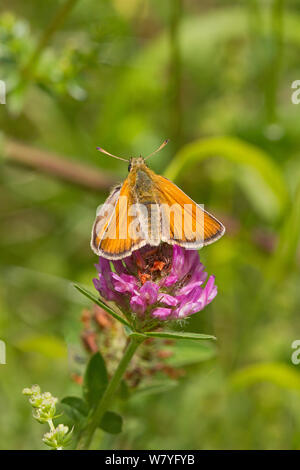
xmin=128 ymin=158 xmax=156 ymax=203
xmin=91 ymin=149 xmax=225 ymax=260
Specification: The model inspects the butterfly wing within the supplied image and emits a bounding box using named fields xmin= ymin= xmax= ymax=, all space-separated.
xmin=91 ymin=184 xmax=121 ymax=254
xmin=153 ymin=175 xmax=225 ymax=248
xmin=91 ymin=168 xmax=225 ymax=260
xmin=91 ymin=179 xmax=149 ymax=260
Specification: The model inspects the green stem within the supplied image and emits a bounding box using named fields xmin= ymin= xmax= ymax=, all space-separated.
xmin=169 ymin=0 xmax=183 ymax=152
xmin=76 ymin=337 xmax=143 ymax=450
xmin=265 ymin=0 xmax=284 ymax=124
xmin=47 ymin=418 xmax=55 ymax=432
xmin=22 ymin=0 xmax=79 ymax=79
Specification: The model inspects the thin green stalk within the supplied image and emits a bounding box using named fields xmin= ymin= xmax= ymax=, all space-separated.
xmin=247 ymin=0 xmax=263 ymax=60
xmin=22 ymin=0 xmax=79 ymax=79
xmin=265 ymin=0 xmax=284 ymax=123
xmin=247 ymin=0 xmax=284 ymax=124
xmin=169 ymin=0 xmax=183 ymax=152
xmin=76 ymin=337 xmax=143 ymax=450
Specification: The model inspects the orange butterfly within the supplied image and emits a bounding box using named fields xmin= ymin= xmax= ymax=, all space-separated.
xmin=91 ymin=140 xmax=225 ymax=260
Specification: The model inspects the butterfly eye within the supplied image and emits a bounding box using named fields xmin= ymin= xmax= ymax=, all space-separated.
xmin=128 ymin=163 xmax=132 ymax=172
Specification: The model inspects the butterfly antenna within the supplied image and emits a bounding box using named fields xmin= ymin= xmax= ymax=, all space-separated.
xmin=144 ymin=139 xmax=169 ymax=160
xmin=96 ymin=147 xmax=129 ymax=162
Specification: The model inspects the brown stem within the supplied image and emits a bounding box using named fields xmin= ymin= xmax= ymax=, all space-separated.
xmin=3 ymin=139 xmax=118 ymax=192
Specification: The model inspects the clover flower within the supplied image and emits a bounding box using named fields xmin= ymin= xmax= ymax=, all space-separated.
xmin=93 ymin=243 xmax=217 ymax=328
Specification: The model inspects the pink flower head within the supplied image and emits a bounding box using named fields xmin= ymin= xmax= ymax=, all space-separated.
xmin=93 ymin=244 xmax=217 ymax=325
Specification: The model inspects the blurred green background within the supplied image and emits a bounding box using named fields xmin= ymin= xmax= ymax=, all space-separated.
xmin=1 ymin=0 xmax=300 ymax=450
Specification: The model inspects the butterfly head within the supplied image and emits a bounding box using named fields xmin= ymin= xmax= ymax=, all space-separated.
xmin=97 ymin=140 xmax=169 ymax=171
xmin=128 ymin=156 xmax=145 ymax=173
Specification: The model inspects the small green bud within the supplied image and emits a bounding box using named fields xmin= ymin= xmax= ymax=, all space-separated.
xmin=23 ymin=384 xmax=72 ymax=449
xmin=42 ymin=424 xmax=73 ymax=450
xmin=31 ymin=384 xmax=41 ymax=395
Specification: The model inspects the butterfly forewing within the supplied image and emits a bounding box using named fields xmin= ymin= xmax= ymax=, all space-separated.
xmin=154 ymin=175 xmax=225 ymax=248
xmin=92 ymin=178 xmax=149 ymax=259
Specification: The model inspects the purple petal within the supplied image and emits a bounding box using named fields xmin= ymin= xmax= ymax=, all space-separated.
xmin=95 ymin=258 xmax=111 ymax=276
xmin=173 ymin=287 xmax=205 ymax=318
xmin=130 ymin=295 xmax=146 ymax=315
xmin=151 ymin=307 xmax=173 ymax=320
xmin=161 ymin=273 xmax=178 ymax=287
xmin=176 ymin=267 xmax=207 ymax=296
xmin=111 ymin=272 xmax=138 ymax=294
xmin=174 ymin=275 xmax=218 ymax=318
xmin=158 ymin=293 xmax=178 ymax=306
xmin=94 ymin=258 xmax=116 ymax=293
xmin=112 ymin=260 xmax=128 ymax=275
xmin=122 ymin=255 xmax=137 ymax=274
xmin=93 ymin=276 xmax=117 ymax=302
xmin=173 ymin=299 xmax=199 ymax=318
xmin=139 ymin=281 xmax=159 ymax=305
xmin=184 ymin=249 xmax=200 ymax=271
xmin=178 ymin=249 xmax=199 ymax=279
xmin=163 ymin=245 xmax=185 ymax=287
xmin=205 ymin=275 xmax=218 ymax=303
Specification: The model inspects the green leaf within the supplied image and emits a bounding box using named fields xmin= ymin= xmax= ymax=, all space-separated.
xmin=128 ymin=332 xmax=147 ymax=341
xmin=73 ymin=284 xmax=131 ymax=328
xmin=123 ymin=324 xmax=146 ymax=341
xmin=133 ymin=380 xmax=178 ymax=397
xmin=123 ymin=325 xmax=133 ymax=336
xmin=166 ymin=340 xmax=217 ymax=367
xmin=230 ymin=362 xmax=300 ymax=391
xmin=144 ymin=331 xmax=216 ymax=341
xmin=164 ymin=136 xmax=289 ymax=220
xmin=61 ymin=396 xmax=88 ymax=422
xmin=83 ymin=352 xmax=108 ymax=409
xmin=99 ymin=411 xmax=123 ymax=434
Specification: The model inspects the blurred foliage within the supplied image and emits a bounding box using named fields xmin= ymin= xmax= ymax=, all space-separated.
xmin=1 ymin=0 xmax=300 ymax=450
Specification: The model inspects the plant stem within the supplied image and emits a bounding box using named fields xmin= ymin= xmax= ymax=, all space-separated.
xmin=169 ymin=0 xmax=183 ymax=152
xmin=3 ymin=138 xmax=118 ymax=192
xmin=22 ymin=0 xmax=79 ymax=79
xmin=265 ymin=0 xmax=284 ymax=124
xmin=47 ymin=418 xmax=55 ymax=432
xmin=76 ymin=337 xmax=143 ymax=450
